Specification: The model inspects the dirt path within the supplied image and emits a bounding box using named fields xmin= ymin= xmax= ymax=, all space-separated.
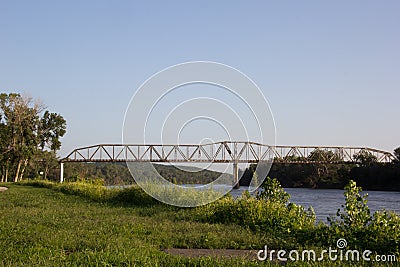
xmin=0 ymin=187 xmax=8 ymax=192
xmin=164 ymin=248 xmax=258 ymax=260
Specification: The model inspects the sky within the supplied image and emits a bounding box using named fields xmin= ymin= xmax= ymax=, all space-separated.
xmin=1 ymin=1 xmax=399 ymax=157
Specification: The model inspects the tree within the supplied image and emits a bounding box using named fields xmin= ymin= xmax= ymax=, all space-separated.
xmin=0 ymin=93 xmax=39 ymax=181
xmin=258 ymin=177 xmax=290 ymax=204
xmin=0 ymin=93 xmax=66 ymax=182
xmin=305 ymin=149 xmax=343 ymax=187
xmin=28 ymin=150 xmax=59 ymax=180
xmin=330 ymin=180 xmax=371 ymax=229
xmin=0 ymin=115 xmax=12 ymax=182
xmin=308 ymin=149 xmax=341 ymax=162
xmin=394 ymin=147 xmax=400 ymax=163
xmin=38 ymin=111 xmax=66 ymax=151
xmin=353 ymin=150 xmax=377 ymax=166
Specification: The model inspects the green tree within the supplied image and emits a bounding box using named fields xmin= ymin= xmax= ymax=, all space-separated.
xmin=258 ymin=177 xmax=290 ymax=205
xmin=0 ymin=116 xmax=12 ymax=182
xmin=29 ymin=150 xmax=59 ymax=180
xmin=306 ymin=149 xmax=342 ymax=187
xmin=330 ymin=180 xmax=371 ymax=229
xmin=38 ymin=111 xmax=66 ymax=151
xmin=394 ymin=147 xmax=400 ymax=163
xmin=0 ymin=93 xmax=39 ymax=181
xmin=308 ymin=149 xmax=341 ymax=162
xmin=353 ymin=150 xmax=377 ymax=166
xmin=0 ymin=93 xmax=66 ymax=182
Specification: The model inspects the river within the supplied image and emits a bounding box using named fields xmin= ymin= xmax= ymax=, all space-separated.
xmin=231 ymin=187 xmax=400 ymax=222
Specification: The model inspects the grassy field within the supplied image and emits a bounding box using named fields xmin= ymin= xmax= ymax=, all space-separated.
xmin=0 ymin=183 xmax=397 ymax=266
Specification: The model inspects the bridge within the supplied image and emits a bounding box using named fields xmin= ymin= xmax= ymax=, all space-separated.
xmin=60 ymin=141 xmax=395 ymax=187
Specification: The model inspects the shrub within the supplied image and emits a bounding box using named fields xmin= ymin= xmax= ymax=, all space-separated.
xmin=367 ymin=210 xmax=400 ymax=253
xmin=326 ymin=180 xmax=399 ymax=253
xmin=109 ymin=186 xmax=157 ymax=206
xmin=19 ymin=180 xmax=157 ymax=206
xmin=196 ymin=178 xmax=315 ymax=234
xmin=55 ymin=182 xmax=112 ymax=201
xmin=16 ymin=180 xmax=55 ymax=189
xmin=257 ymin=177 xmax=290 ymax=204
xmin=329 ymin=180 xmax=371 ymax=229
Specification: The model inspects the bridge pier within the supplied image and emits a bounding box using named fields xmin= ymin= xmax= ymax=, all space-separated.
xmin=60 ymin=162 xmax=64 ymax=183
xmin=233 ymin=162 xmax=240 ymax=189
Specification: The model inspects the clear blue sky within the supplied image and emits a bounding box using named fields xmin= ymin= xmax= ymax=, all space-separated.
xmin=1 ymin=1 xmax=399 ymax=157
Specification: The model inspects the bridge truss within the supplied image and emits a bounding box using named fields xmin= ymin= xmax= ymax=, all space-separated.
xmin=61 ymin=141 xmax=395 ymax=164
xmin=60 ymin=141 xmax=394 ymax=188
xmin=60 ymin=141 xmax=395 ymax=186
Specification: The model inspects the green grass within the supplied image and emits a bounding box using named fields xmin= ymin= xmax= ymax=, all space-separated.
xmin=0 ymin=184 xmax=267 ymax=266
xmin=0 ymin=183 xmax=397 ymax=266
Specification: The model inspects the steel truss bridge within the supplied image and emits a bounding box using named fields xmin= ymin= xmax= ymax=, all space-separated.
xmin=60 ymin=141 xmax=395 ymax=187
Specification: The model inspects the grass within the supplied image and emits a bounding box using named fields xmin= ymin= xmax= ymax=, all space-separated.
xmin=0 ymin=183 xmax=397 ymax=266
xmin=0 ymin=184 xmax=267 ymax=266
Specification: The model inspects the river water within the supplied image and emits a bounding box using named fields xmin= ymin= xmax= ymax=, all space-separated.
xmin=230 ymin=187 xmax=400 ymax=222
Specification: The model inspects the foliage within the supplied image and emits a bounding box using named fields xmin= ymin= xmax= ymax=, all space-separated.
xmin=38 ymin=110 xmax=66 ymax=151
xmin=17 ymin=180 xmax=154 ymax=204
xmin=214 ymin=194 xmax=314 ymax=233
xmin=257 ymin=177 xmax=290 ymax=204
xmin=308 ymin=149 xmax=341 ymax=162
xmin=320 ymin=180 xmax=400 ymax=254
xmin=0 ymin=93 xmax=66 ymax=182
xmin=155 ymin=164 xmax=227 ymax=185
xmin=353 ymin=150 xmax=378 ymax=166
xmin=240 ymin=162 xmax=351 ymax=189
xmin=351 ymin=163 xmax=400 ymax=190
xmin=62 ymin=162 xmax=226 ymax=186
xmin=27 ymin=150 xmax=59 ymax=180
xmin=63 ymin=162 xmax=133 ymax=185
xmin=331 ymin=180 xmax=371 ymax=229
xmin=394 ymin=147 xmax=400 ymax=163
xmin=196 ymin=178 xmax=315 ymax=237
xmin=241 ymin=147 xmax=400 ymax=191
xmin=367 ymin=210 xmax=400 ymax=252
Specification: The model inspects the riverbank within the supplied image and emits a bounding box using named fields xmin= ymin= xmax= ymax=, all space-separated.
xmin=0 ymin=182 xmax=398 ymax=266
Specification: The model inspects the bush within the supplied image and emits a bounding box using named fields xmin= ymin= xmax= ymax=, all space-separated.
xmin=18 ymin=180 xmax=157 ymax=205
xmin=367 ymin=210 xmax=400 ymax=253
xmin=17 ymin=180 xmax=55 ymax=189
xmin=196 ymin=178 xmax=315 ymax=234
xmin=329 ymin=180 xmax=371 ymax=229
xmin=109 ymin=186 xmax=157 ymax=206
xmin=55 ymin=182 xmax=111 ymax=201
xmin=257 ymin=177 xmax=290 ymax=204
xmin=326 ymin=180 xmax=400 ymax=253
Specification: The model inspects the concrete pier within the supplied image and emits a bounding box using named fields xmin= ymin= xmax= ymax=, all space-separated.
xmin=233 ymin=162 xmax=240 ymax=189
xmin=60 ymin=162 xmax=64 ymax=183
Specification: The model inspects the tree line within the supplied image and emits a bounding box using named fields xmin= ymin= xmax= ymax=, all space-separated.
xmin=0 ymin=93 xmax=66 ymax=182
xmin=240 ymin=147 xmax=400 ymax=191
xmin=61 ymin=162 xmax=223 ymax=185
